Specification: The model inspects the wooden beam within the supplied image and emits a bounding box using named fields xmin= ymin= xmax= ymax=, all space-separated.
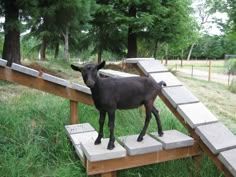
xmin=0 ymin=67 xmax=94 ymax=105
xmin=70 ymin=100 xmax=78 ymax=124
xmin=86 ymin=141 xmax=201 ymax=175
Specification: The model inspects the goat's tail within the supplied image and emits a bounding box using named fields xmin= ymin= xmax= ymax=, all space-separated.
xmin=158 ymin=81 xmax=167 ymax=87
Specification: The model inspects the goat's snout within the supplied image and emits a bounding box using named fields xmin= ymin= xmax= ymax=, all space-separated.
xmin=86 ymin=79 xmax=95 ymax=88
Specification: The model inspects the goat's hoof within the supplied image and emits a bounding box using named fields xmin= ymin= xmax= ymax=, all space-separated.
xmin=158 ymin=131 xmax=164 ymax=137
xmin=107 ymin=143 xmax=115 ymax=150
xmin=94 ymin=139 xmax=101 ymax=145
xmin=137 ymin=136 xmax=143 ymax=142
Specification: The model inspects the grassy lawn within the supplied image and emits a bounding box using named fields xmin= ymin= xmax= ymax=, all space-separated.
xmin=1 ymin=60 xmax=234 ymax=176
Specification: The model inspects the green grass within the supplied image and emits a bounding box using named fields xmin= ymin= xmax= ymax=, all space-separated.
xmin=0 ymin=84 xmax=223 ymax=177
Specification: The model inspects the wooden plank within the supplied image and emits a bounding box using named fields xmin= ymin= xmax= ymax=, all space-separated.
xmin=137 ymin=60 xmax=168 ymax=76
xmin=86 ymin=141 xmax=201 ymax=175
xmin=150 ymin=72 xmax=182 ymax=87
xmin=0 ymin=67 xmax=93 ymax=105
xmin=101 ymin=171 xmax=117 ymax=177
xmin=195 ymin=122 xmax=236 ymax=154
xmin=177 ymin=102 xmax=218 ymax=129
xmin=162 ymin=86 xmax=199 ymax=108
xmin=11 ymin=63 xmax=39 ymax=77
xmin=0 ymin=58 xmax=7 ymax=67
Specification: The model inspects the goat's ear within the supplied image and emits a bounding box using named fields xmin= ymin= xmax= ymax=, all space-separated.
xmin=97 ymin=61 xmax=106 ymax=70
xmin=71 ymin=64 xmax=82 ymax=72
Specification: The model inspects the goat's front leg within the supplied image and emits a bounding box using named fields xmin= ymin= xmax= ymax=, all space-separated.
xmin=95 ymin=111 xmax=106 ymax=145
xmin=137 ymin=104 xmax=152 ymax=142
xmin=152 ymin=106 xmax=163 ymax=136
xmin=107 ymin=111 xmax=115 ymax=150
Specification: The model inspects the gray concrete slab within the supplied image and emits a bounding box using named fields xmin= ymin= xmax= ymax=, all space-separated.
xmin=71 ymin=83 xmax=91 ymax=94
xmin=99 ymin=69 xmax=138 ymax=78
xmin=118 ymin=134 xmax=162 ymax=155
xmin=151 ymin=130 xmax=194 ymax=149
xmin=42 ymin=73 xmax=69 ymax=86
xmin=65 ymin=123 xmax=95 ymax=135
xmin=137 ymin=60 xmax=168 ymax=75
xmin=150 ymin=72 xmax=182 ymax=87
xmin=11 ymin=63 xmax=39 ymax=77
xmin=81 ymin=138 xmax=127 ymax=162
xmin=0 ymin=58 xmax=7 ymax=67
xmin=218 ymin=148 xmax=236 ymax=177
xmin=177 ymin=102 xmax=218 ymax=129
xmin=196 ymin=122 xmax=236 ymax=154
xmin=162 ymin=86 xmax=199 ymax=108
xmin=75 ymin=144 xmax=85 ymax=163
xmin=70 ymin=131 xmax=98 ymax=145
xmin=125 ymin=58 xmax=155 ymax=64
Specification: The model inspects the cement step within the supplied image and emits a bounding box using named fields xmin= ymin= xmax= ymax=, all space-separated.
xmin=11 ymin=63 xmax=39 ymax=77
xmin=137 ymin=60 xmax=168 ymax=76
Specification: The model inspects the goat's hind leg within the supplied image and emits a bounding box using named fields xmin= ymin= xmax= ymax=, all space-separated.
xmin=137 ymin=104 xmax=152 ymax=142
xmin=95 ymin=111 xmax=106 ymax=145
xmin=152 ymin=106 xmax=163 ymax=136
xmin=107 ymin=111 xmax=116 ymax=150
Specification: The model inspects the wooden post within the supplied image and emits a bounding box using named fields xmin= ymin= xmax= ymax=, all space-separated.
xmin=70 ymin=100 xmax=78 ymax=124
xmin=191 ymin=65 xmax=193 ymax=78
xmin=101 ymin=172 xmax=117 ymax=177
xmin=208 ymin=60 xmax=211 ymax=82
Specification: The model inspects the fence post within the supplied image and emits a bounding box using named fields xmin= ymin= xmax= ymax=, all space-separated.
xmin=208 ymin=60 xmax=211 ymax=81
xmin=191 ymin=65 xmax=193 ymax=78
xmin=70 ymin=100 xmax=78 ymax=124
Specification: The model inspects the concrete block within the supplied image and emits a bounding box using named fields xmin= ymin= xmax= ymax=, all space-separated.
xmin=125 ymin=58 xmax=155 ymax=64
xmin=11 ymin=63 xmax=39 ymax=77
xmin=42 ymin=73 xmax=69 ymax=86
xmin=151 ymin=130 xmax=194 ymax=149
xmin=218 ymin=148 xmax=236 ymax=177
xmin=162 ymin=86 xmax=199 ymax=108
xmin=99 ymin=69 xmax=138 ymax=78
xmin=177 ymin=102 xmax=218 ymax=128
xmin=137 ymin=60 xmax=168 ymax=75
xmin=65 ymin=123 xmax=95 ymax=135
xmin=150 ymin=72 xmax=182 ymax=87
xmin=70 ymin=131 xmax=98 ymax=145
xmin=71 ymin=83 xmax=91 ymax=94
xmin=196 ymin=122 xmax=236 ymax=154
xmin=0 ymin=58 xmax=7 ymax=67
xmin=81 ymin=138 xmax=126 ymax=162
xmin=118 ymin=134 xmax=162 ymax=155
xmin=75 ymin=144 xmax=85 ymax=163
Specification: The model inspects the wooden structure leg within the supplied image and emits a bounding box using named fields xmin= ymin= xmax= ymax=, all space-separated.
xmin=70 ymin=100 xmax=78 ymax=124
xmin=101 ymin=171 xmax=117 ymax=177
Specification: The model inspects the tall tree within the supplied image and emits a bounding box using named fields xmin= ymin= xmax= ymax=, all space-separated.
xmin=1 ymin=0 xmax=21 ymax=66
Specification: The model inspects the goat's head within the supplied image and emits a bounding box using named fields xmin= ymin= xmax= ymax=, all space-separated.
xmin=71 ymin=61 xmax=106 ymax=88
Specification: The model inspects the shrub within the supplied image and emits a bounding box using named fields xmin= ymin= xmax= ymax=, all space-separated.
xmin=229 ymin=78 xmax=236 ymax=94
xmin=225 ymin=58 xmax=236 ymax=75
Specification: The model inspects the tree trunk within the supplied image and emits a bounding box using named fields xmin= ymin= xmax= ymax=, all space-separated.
xmin=97 ymin=48 xmax=102 ymax=63
xmin=63 ymin=27 xmax=69 ymax=61
xmin=153 ymin=40 xmax=158 ymax=59
xmin=39 ymin=37 xmax=46 ymax=61
xmin=2 ymin=0 xmax=21 ymax=66
xmin=54 ymin=42 xmax=59 ymax=59
xmin=127 ymin=5 xmax=137 ymax=58
xmin=165 ymin=44 xmax=168 ymax=65
xmin=187 ymin=43 xmax=195 ymax=61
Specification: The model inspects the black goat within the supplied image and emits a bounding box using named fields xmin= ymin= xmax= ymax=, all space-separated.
xmin=71 ymin=61 xmax=166 ymax=150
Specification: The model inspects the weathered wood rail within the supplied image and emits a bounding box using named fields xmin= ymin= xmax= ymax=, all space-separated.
xmin=0 ymin=59 xmax=93 ymax=124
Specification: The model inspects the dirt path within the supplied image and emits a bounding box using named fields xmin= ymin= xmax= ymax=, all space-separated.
xmin=176 ymin=68 xmax=235 ymax=85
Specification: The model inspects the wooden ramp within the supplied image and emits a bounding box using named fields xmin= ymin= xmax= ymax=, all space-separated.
xmin=123 ymin=58 xmax=236 ymax=177
xmin=0 ymin=58 xmax=93 ymax=124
